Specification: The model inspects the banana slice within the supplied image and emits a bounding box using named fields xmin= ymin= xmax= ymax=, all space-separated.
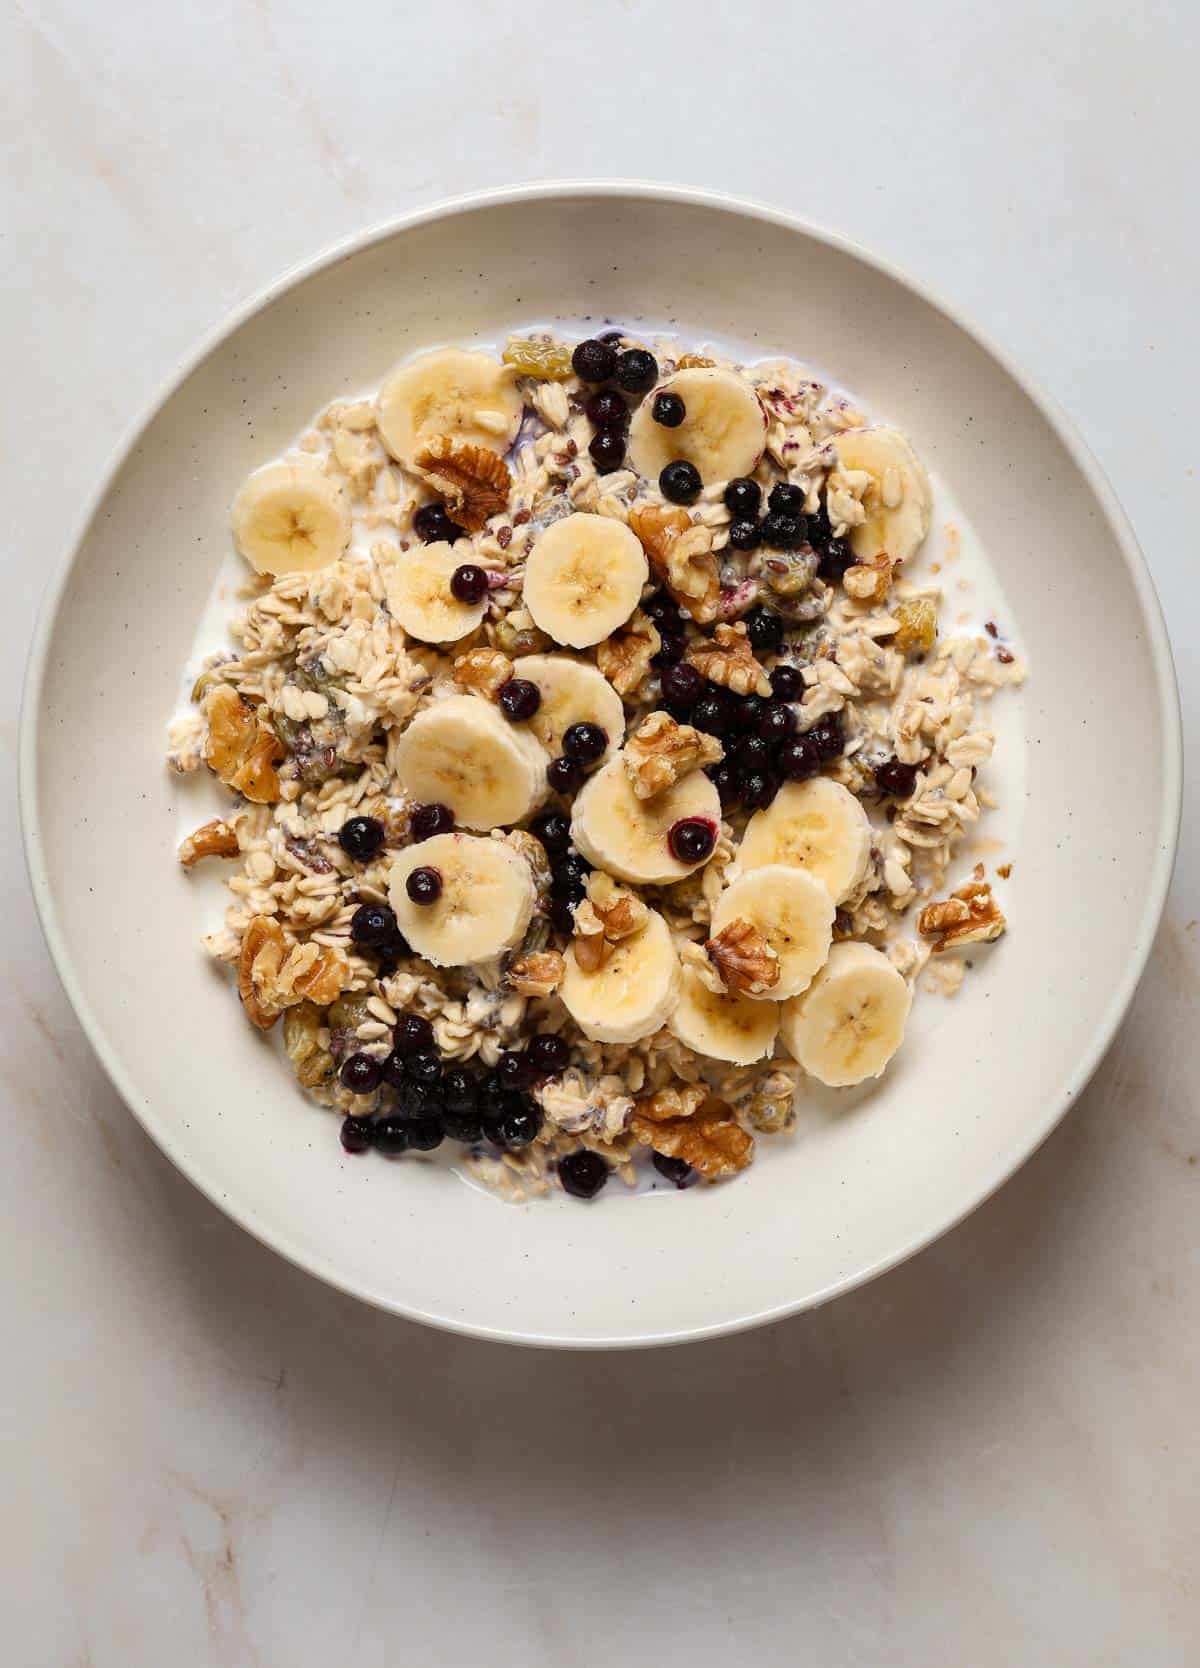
xmin=831 ymin=427 xmax=932 ymax=564
xmin=522 ymin=513 xmax=648 ymax=649
xmin=668 ymin=966 xmax=779 ymax=1065
xmin=571 ymin=754 xmax=721 ymax=886
xmin=382 ymin=541 xmax=487 ymax=644
xmin=628 ymin=367 xmax=767 ymax=484
xmin=388 ymin=834 xmax=535 ymax=968
xmin=559 ymin=908 xmax=680 ymax=1044
xmin=376 ymin=348 xmax=523 ymax=470
xmin=739 ymin=778 xmax=873 ymax=905
xmin=392 ymin=694 xmax=548 ymax=830
xmin=780 ymin=941 xmax=911 ymax=1087
xmin=231 ymin=460 xmax=351 ymax=576
xmin=518 ymin=654 xmax=626 ymax=761
xmin=709 ymin=866 xmax=833 ymax=1002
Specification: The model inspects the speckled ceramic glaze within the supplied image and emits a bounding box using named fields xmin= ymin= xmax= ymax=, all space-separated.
xmin=19 ymin=185 xmax=1181 ymax=1347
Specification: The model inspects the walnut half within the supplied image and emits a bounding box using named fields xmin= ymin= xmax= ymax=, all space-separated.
xmin=572 ymin=873 xmax=649 ymax=973
xmin=205 ymin=686 xmax=284 ymax=804
xmin=918 ymin=864 xmax=1006 ymax=952
xmin=623 ymin=711 xmax=723 ymax=800
xmin=596 ymin=610 xmax=660 ymax=697
xmin=630 ymin=1090 xmax=754 ymax=1180
xmin=178 ymin=819 xmax=240 ymax=867
xmin=685 ymin=623 xmax=772 ymax=698
xmin=237 ymin=915 xmax=350 ymax=1030
xmin=629 ymin=504 xmax=720 ymax=623
xmin=415 ymin=436 xmax=511 ymax=532
xmin=705 ymin=917 xmax=780 ymax=996
xmin=506 ymin=951 xmax=565 ymax=997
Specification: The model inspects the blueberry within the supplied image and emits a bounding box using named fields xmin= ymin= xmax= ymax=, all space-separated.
xmin=340 ymin=1053 xmax=382 ymax=1094
xmin=406 ymin=1115 xmax=444 ymax=1152
xmin=710 ymin=762 xmax=742 ymax=805
xmin=660 ymin=459 xmax=702 ymax=504
xmin=741 ymin=771 xmax=777 ymax=810
xmin=552 ymin=852 xmax=591 ymax=894
xmin=410 ymin=802 xmax=455 ymax=842
xmin=650 ymin=631 xmax=685 ymax=668
xmin=401 ymin=1080 xmax=444 ymax=1120
xmin=547 ymin=755 xmax=584 ymax=795
xmin=644 ymin=591 xmax=683 ymax=627
xmin=393 ymin=1012 xmax=435 ymax=1055
xmin=527 ymin=1033 xmax=570 ymax=1076
xmin=450 ymin=563 xmax=488 ymax=605
xmin=667 ymin=817 xmax=717 ymax=864
xmin=761 ymin=511 xmax=807 ymax=551
xmin=338 ymin=816 xmax=385 ymax=862
xmin=817 ymin=537 xmax=854 ymax=585
xmin=372 ymin=936 xmax=408 ymax=979
xmin=724 ymin=477 xmax=762 ymax=517
xmin=758 ymin=701 xmax=795 ymax=746
xmin=692 ymin=690 xmax=735 ymax=736
xmin=496 ymin=1050 xmax=533 ymax=1091
xmin=404 ymin=1049 xmax=443 ymax=1087
xmin=559 ymin=1150 xmax=609 ymax=1199
xmin=340 ymin=1116 xmax=374 ymax=1154
xmin=769 ymin=664 xmax=804 ymax=701
xmin=652 ymin=391 xmax=685 ymax=428
xmin=413 ymin=502 xmax=464 ymax=544
xmin=441 ymin=1108 xmax=482 ymax=1144
xmin=874 ymin=756 xmax=919 ymax=798
xmin=728 ymin=518 xmax=761 ymax=552
xmin=807 ymin=499 xmax=834 ymax=550
xmin=406 ymin=866 xmax=442 ymax=906
xmin=477 ymin=1076 xmax=511 ymax=1120
xmin=660 ymin=661 xmax=703 ymax=713
xmin=614 ymin=348 xmax=657 ymax=394
xmin=589 ymin=426 xmax=626 ymax=472
xmin=350 ymin=902 xmax=398 ymax=947
xmin=731 ymin=694 xmax=764 ymax=734
xmin=585 ymin=389 xmax=628 ymax=427
xmin=500 ymin=1102 xmax=541 ymax=1149
xmin=498 ymin=677 xmax=541 ymax=722
xmin=381 ymin=1050 xmax=408 ymax=1092
xmin=745 ymin=608 xmax=784 ymax=654
xmin=768 ymin=482 xmax=807 ymax=517
xmin=777 ymin=734 xmax=821 ymax=781
xmin=652 ymin=1152 xmax=693 ymax=1187
xmin=572 ymin=339 xmax=617 ymax=382
xmin=549 ymin=895 xmax=577 ymax=935
xmin=374 ymin=1115 xmax=410 ymax=1156
xmin=562 ymin=721 xmax=607 ymax=765
xmin=442 ymin=1066 xmax=478 ymax=1115
xmin=806 ymin=712 xmax=845 ymax=760
xmin=737 ymin=734 xmax=770 ymax=771
xmin=531 ymin=811 xmax=571 ymax=854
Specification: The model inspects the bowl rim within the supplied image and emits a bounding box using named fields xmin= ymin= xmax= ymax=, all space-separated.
xmin=19 ymin=179 xmax=1183 ymax=1350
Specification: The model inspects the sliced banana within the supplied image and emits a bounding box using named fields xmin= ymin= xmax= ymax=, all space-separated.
xmin=388 ymin=834 xmax=535 ymax=968
xmin=231 ymin=459 xmax=351 ymax=576
xmin=571 ymin=754 xmax=720 ymax=886
xmin=382 ymin=541 xmax=487 ymax=644
xmin=831 ymin=427 xmax=932 ymax=565
xmin=376 ymin=348 xmax=523 ymax=470
xmin=739 ymin=778 xmax=873 ymax=905
xmin=518 ymin=654 xmax=626 ymax=761
xmin=628 ymin=367 xmax=766 ymax=484
xmin=522 ymin=513 xmax=648 ymax=649
xmin=780 ymin=941 xmax=911 ymax=1087
xmin=668 ymin=966 xmax=779 ymax=1065
xmin=709 ymin=866 xmax=833 ymax=1002
xmin=392 ymin=694 xmax=548 ymax=830
xmin=559 ymin=908 xmax=680 ymax=1044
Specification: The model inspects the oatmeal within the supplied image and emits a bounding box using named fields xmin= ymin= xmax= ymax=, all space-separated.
xmin=169 ymin=328 xmax=1025 ymax=1201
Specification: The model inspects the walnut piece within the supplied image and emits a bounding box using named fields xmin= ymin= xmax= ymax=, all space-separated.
xmin=917 ymin=864 xmax=1007 ymax=952
xmin=623 ymin=711 xmax=723 ymax=800
xmin=629 ymin=504 xmax=720 ymax=623
xmin=596 ymin=610 xmax=661 ymax=696
xmin=237 ymin=915 xmax=350 ymax=1030
xmin=506 ymin=951 xmax=565 ymax=997
xmin=894 ymin=596 xmax=937 ymax=656
xmin=843 ymin=551 xmax=895 ymax=604
xmin=685 ymin=623 xmax=772 ymax=698
xmin=178 ymin=819 xmax=240 ymax=867
xmin=454 ymin=646 xmax=514 ymax=699
xmin=415 ymin=436 xmax=511 ymax=532
xmin=630 ymin=1093 xmax=754 ymax=1180
xmin=705 ymin=917 xmax=780 ymax=996
xmin=633 ymin=1082 xmax=708 ymax=1123
xmin=572 ymin=873 xmax=649 ymax=972
xmin=205 ymin=686 xmax=284 ymax=804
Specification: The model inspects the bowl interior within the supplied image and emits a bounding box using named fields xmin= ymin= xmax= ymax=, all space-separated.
xmin=23 ymin=189 xmax=1179 ymax=1346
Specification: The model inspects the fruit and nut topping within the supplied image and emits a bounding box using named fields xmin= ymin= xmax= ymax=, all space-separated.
xmin=172 ymin=326 xmax=1023 ymax=1201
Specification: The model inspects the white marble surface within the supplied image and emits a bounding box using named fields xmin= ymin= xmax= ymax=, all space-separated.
xmin=3 ymin=2 xmax=1198 ymax=1662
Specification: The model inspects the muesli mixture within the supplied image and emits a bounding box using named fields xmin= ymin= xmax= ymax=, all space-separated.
xmin=168 ymin=329 xmax=1024 ymax=1202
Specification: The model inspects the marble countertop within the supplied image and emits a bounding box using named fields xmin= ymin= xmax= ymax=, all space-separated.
xmin=3 ymin=3 xmax=1198 ymax=1662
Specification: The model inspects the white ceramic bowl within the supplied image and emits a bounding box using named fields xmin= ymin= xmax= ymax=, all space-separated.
xmin=20 ymin=184 xmax=1181 ymax=1348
